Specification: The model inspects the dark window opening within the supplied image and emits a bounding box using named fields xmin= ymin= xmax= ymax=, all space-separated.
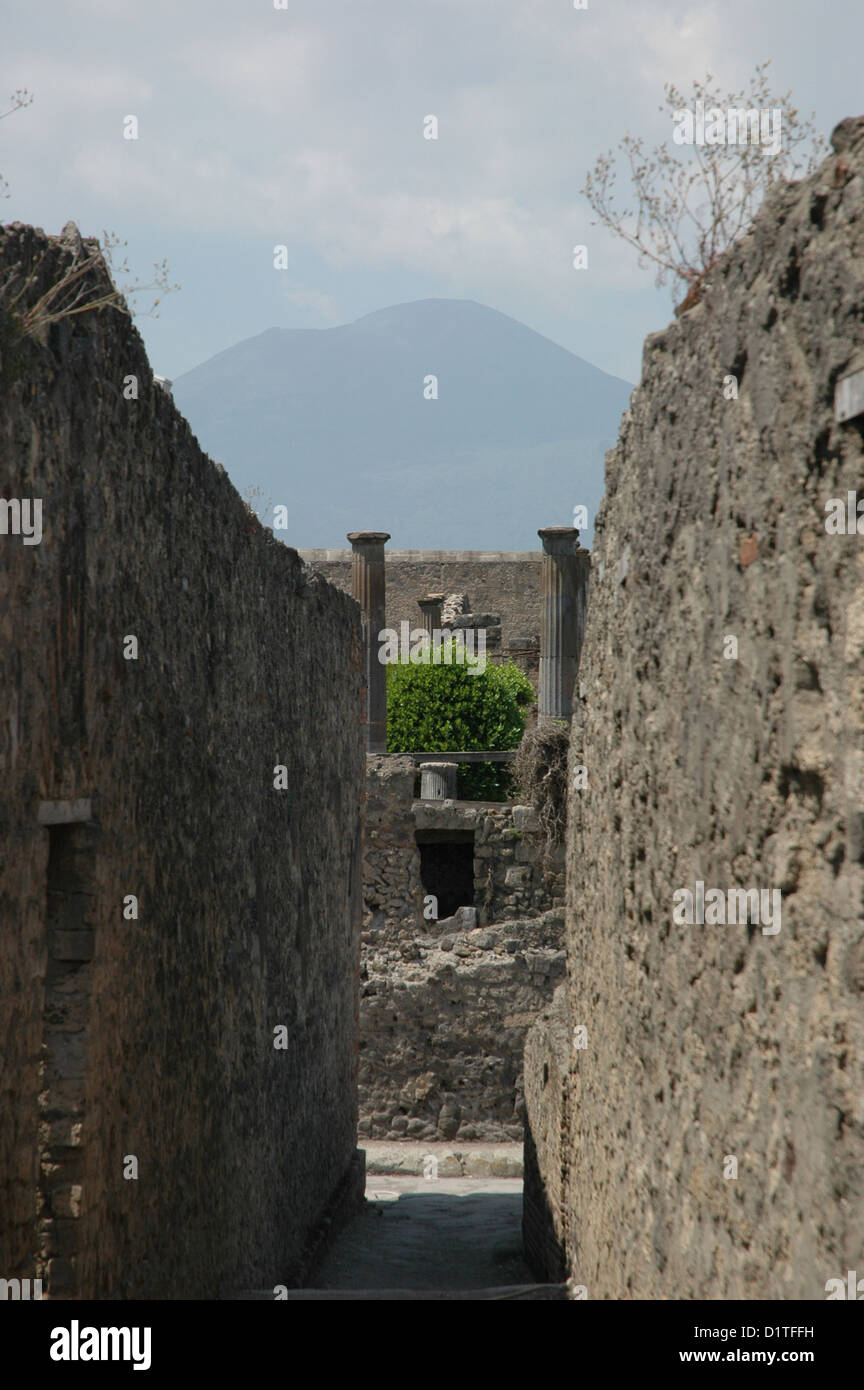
xmin=415 ymin=830 xmax=475 ymax=920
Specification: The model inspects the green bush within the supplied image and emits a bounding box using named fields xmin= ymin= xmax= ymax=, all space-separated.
xmin=386 ymin=648 xmax=534 ymax=800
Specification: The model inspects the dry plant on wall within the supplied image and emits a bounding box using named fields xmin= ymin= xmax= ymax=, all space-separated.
xmin=582 ymin=61 xmax=826 ymax=313
xmin=512 ymin=721 xmax=570 ymax=852
xmin=0 ymin=88 xmax=33 ymax=199
xmin=241 ymin=485 xmax=274 ymax=533
xmin=0 ymin=225 xmax=179 ymax=350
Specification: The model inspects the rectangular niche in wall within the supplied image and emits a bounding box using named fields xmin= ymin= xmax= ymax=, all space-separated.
xmin=37 ymin=814 xmax=99 ymax=1298
xmin=415 ymin=828 xmax=475 ymax=921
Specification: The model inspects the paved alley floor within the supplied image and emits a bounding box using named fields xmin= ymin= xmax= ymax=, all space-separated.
xmin=311 ymin=1173 xmax=545 ymax=1295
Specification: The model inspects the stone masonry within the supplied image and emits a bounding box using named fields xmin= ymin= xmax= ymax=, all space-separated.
xmin=0 ymin=222 xmax=365 ymax=1298
xmin=300 ymin=549 xmax=542 ymax=690
xmin=360 ymin=911 xmax=566 ymax=1142
xmin=523 ymin=120 xmax=864 ymax=1299
xmin=359 ymin=755 xmax=565 ymax=1140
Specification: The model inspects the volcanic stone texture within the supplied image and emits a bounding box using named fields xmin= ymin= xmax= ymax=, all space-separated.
xmin=0 ymin=222 xmax=365 ymax=1297
xmin=359 ymin=757 xmax=566 ymax=1140
xmin=524 ymin=119 xmax=864 ymax=1298
xmin=359 ymin=912 xmax=565 ymax=1142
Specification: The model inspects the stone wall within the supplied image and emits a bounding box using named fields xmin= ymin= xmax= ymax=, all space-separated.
xmin=522 ymin=983 xmax=570 ymax=1282
xmin=359 ymin=758 xmax=566 ymax=1139
xmin=300 ymin=549 xmax=542 ymax=671
xmin=363 ymin=755 xmax=426 ymax=931
xmin=361 ymin=758 xmax=564 ymax=933
xmin=414 ymin=798 xmax=565 ymax=925
xmin=0 ymin=222 xmax=365 ymax=1298
xmin=523 ymin=121 xmax=864 ymax=1298
xmin=360 ymin=912 xmax=566 ymax=1142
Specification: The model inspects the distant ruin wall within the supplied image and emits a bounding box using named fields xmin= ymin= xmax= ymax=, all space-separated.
xmin=361 ymin=757 xmax=564 ymax=933
xmin=524 ymin=120 xmax=864 ymax=1298
xmin=300 ymin=549 xmax=542 ymax=653
xmin=0 ymin=222 xmax=365 ymax=1298
xmin=362 ymin=756 xmax=426 ymax=931
xmin=359 ymin=758 xmax=565 ymax=1141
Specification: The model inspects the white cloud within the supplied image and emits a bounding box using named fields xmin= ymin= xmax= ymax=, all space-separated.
xmin=3 ymin=0 xmax=839 ymax=378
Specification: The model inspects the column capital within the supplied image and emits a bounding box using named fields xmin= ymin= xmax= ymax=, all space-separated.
xmin=538 ymin=525 xmax=580 ymax=553
xmin=347 ymin=531 xmax=391 ymax=546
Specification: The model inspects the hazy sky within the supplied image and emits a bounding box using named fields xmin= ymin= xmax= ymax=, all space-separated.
xmin=2 ymin=0 xmax=857 ymax=383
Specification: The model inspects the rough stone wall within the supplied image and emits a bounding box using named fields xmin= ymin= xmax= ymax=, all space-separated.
xmin=363 ymin=755 xmax=425 ymax=931
xmin=522 ymin=983 xmax=570 ymax=1282
xmin=359 ymin=912 xmax=565 ymax=1142
xmin=359 ymin=760 xmax=565 ymax=1138
xmin=0 ymin=222 xmax=365 ymax=1298
xmin=524 ymin=121 xmax=864 ymax=1298
xmin=361 ymin=759 xmax=564 ymax=932
xmin=414 ymin=799 xmax=565 ymax=925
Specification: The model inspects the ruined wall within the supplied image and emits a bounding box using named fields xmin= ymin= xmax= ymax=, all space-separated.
xmin=361 ymin=759 xmax=563 ymax=932
xmin=414 ymin=798 xmax=565 ymax=924
xmin=300 ymin=549 xmax=542 ymax=658
xmin=362 ymin=755 xmax=426 ymax=931
xmin=0 ymin=223 xmax=365 ymax=1298
xmin=359 ymin=759 xmax=565 ymax=1139
xmin=524 ymin=121 xmax=864 ymax=1298
xmin=360 ymin=911 xmax=565 ymax=1142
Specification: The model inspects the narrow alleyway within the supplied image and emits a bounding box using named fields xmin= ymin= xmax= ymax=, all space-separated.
xmin=271 ymin=1146 xmax=567 ymax=1301
xmin=317 ymin=1175 xmax=532 ymax=1290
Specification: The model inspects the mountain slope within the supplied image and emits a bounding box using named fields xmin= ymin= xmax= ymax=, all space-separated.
xmin=172 ymin=298 xmax=633 ymax=550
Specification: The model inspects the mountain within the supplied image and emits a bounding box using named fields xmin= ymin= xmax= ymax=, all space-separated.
xmin=172 ymin=298 xmax=633 ymax=550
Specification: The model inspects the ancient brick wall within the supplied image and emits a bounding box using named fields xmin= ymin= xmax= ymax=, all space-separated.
xmin=0 ymin=222 xmax=365 ymax=1298
xmin=523 ymin=121 xmax=864 ymax=1298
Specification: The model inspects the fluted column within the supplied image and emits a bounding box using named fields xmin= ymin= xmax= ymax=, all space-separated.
xmin=348 ymin=531 xmax=390 ymax=753
xmin=417 ymin=593 xmax=444 ymax=637
xmin=538 ymin=525 xmax=582 ymax=722
xmin=420 ymin=762 xmax=458 ymax=800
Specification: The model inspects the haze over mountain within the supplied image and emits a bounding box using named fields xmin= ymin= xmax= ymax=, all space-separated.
xmin=172 ymin=299 xmax=633 ymax=551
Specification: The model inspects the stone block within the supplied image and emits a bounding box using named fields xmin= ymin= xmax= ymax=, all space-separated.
xmin=44 ymin=1033 xmax=86 ymax=1081
xmin=51 ymin=931 xmax=94 ymax=962
xmin=50 ymin=1185 xmax=82 ymax=1219
xmin=38 ymin=800 xmax=92 ymax=825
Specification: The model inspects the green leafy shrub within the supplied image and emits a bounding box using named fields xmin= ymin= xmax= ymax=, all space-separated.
xmin=386 ymin=650 xmax=534 ymax=800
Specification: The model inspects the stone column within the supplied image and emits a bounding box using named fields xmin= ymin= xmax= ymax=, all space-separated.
xmin=420 ymin=762 xmax=458 ymax=800
xmin=538 ymin=526 xmax=582 ymax=723
xmin=417 ymin=593 xmax=444 ymax=637
xmin=347 ymin=531 xmax=391 ymax=753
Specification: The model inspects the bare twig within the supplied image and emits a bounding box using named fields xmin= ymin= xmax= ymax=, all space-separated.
xmin=0 ymin=88 xmax=34 ymax=198
xmin=0 ymin=229 xmax=180 ymax=344
xmin=582 ymin=62 xmax=826 ymax=305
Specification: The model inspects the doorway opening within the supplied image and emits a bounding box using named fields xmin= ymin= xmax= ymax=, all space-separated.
xmin=415 ymin=828 xmax=475 ymax=920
